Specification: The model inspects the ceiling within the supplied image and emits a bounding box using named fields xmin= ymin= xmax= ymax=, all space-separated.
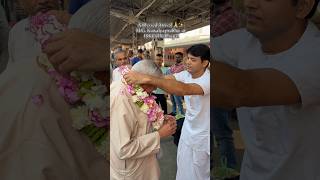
xmin=110 ymin=0 xmax=211 ymax=48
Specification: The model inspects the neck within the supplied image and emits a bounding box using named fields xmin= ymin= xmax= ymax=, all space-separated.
xmin=259 ymin=22 xmax=307 ymax=54
xmin=191 ymin=69 xmax=206 ymax=78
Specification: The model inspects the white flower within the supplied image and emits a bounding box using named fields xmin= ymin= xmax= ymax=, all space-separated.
xmin=82 ymin=94 xmax=106 ymax=110
xmin=140 ymin=103 xmax=149 ymax=113
xmin=136 ymin=91 xmax=149 ymax=99
xmin=70 ymin=106 xmax=91 ymax=129
xmin=132 ymin=95 xmax=139 ymax=103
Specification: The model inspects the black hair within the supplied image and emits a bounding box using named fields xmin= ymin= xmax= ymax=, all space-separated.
xmin=292 ymin=0 xmax=320 ymax=19
xmin=175 ymin=52 xmax=183 ymax=56
xmin=156 ymin=53 xmax=163 ymax=57
xmin=138 ymin=49 xmax=143 ymax=53
xmin=186 ymin=44 xmax=210 ymax=62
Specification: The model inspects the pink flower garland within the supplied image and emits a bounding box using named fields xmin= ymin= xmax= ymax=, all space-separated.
xmin=119 ymin=66 xmax=164 ymax=131
xmin=29 ymin=12 xmax=108 ymax=128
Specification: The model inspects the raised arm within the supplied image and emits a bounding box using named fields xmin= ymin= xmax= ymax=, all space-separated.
xmin=213 ymin=61 xmax=301 ymax=108
xmin=124 ymin=72 xmax=204 ymax=96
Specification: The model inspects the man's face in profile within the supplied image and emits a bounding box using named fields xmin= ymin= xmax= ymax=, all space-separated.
xmin=244 ymin=0 xmax=299 ymax=39
xmin=19 ymin=0 xmax=60 ymax=15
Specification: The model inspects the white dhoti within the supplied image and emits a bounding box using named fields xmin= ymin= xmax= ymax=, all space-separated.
xmin=176 ymin=139 xmax=210 ymax=180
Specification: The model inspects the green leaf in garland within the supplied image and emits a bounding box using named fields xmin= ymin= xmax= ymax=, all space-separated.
xmin=80 ymin=80 xmax=95 ymax=90
xmin=136 ymin=101 xmax=144 ymax=107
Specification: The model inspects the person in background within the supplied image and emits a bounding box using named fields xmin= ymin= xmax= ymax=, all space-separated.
xmin=0 ymin=4 xmax=9 ymax=73
xmin=211 ymin=0 xmax=240 ymax=37
xmin=167 ymin=52 xmax=185 ymax=116
xmin=68 ymin=0 xmax=90 ymax=14
xmin=152 ymin=53 xmax=168 ymax=114
xmin=112 ymin=50 xmax=130 ymax=82
xmin=127 ymin=50 xmax=134 ymax=60
xmin=131 ymin=49 xmax=144 ymax=66
xmin=211 ymin=0 xmax=240 ymax=171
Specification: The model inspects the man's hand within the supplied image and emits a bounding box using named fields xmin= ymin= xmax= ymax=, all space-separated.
xmin=47 ymin=10 xmax=71 ymax=25
xmin=124 ymin=71 xmax=151 ymax=85
xmin=158 ymin=117 xmax=177 ymax=138
xmin=43 ymin=29 xmax=107 ymax=73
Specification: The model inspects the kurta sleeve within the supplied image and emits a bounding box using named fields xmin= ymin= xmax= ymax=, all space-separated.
xmin=111 ymin=92 xmax=160 ymax=160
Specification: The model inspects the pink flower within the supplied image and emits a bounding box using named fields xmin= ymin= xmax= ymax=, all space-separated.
xmin=90 ymin=110 xmax=109 ymax=128
xmin=56 ymin=75 xmax=80 ymax=104
xmin=32 ymin=94 xmax=44 ymax=106
xmin=127 ymin=85 xmax=135 ymax=94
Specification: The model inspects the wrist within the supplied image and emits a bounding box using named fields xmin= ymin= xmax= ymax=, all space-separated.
xmin=144 ymin=75 xmax=153 ymax=84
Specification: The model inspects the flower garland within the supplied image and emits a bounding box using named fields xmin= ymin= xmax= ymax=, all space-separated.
xmin=119 ymin=65 xmax=164 ymax=131
xmin=29 ymin=12 xmax=108 ymax=156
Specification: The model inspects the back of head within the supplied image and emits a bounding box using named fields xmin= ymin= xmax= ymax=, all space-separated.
xmin=131 ymin=60 xmax=162 ymax=77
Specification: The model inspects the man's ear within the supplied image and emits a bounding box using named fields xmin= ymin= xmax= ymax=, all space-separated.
xmin=202 ymin=60 xmax=210 ymax=68
xmin=296 ymin=0 xmax=315 ymax=19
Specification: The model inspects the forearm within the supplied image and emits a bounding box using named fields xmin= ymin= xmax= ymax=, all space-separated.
xmin=212 ymin=61 xmax=301 ymax=108
xmin=212 ymin=61 xmax=248 ymax=108
xmin=147 ymin=76 xmax=199 ymax=96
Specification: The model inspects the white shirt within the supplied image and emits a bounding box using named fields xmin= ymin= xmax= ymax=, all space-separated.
xmin=174 ymin=70 xmax=210 ymax=153
xmin=112 ymin=67 xmax=122 ymax=82
xmin=213 ymin=22 xmax=320 ymax=180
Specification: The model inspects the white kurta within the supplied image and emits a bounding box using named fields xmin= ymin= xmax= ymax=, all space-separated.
xmin=174 ymin=70 xmax=210 ymax=180
xmin=110 ymin=80 xmax=161 ymax=180
xmin=213 ymin=22 xmax=320 ymax=180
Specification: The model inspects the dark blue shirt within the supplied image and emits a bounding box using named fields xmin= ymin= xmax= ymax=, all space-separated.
xmin=68 ymin=0 xmax=91 ymax=14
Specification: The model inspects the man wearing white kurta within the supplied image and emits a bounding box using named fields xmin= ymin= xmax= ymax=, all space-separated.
xmin=124 ymin=44 xmax=211 ymax=180
xmin=212 ymin=0 xmax=320 ymax=179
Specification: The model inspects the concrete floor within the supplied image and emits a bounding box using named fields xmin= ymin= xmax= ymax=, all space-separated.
xmin=159 ymin=136 xmax=178 ymax=180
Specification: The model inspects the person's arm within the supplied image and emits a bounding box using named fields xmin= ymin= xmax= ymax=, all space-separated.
xmin=124 ymin=72 xmax=204 ymax=96
xmin=212 ymin=61 xmax=301 ymax=108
